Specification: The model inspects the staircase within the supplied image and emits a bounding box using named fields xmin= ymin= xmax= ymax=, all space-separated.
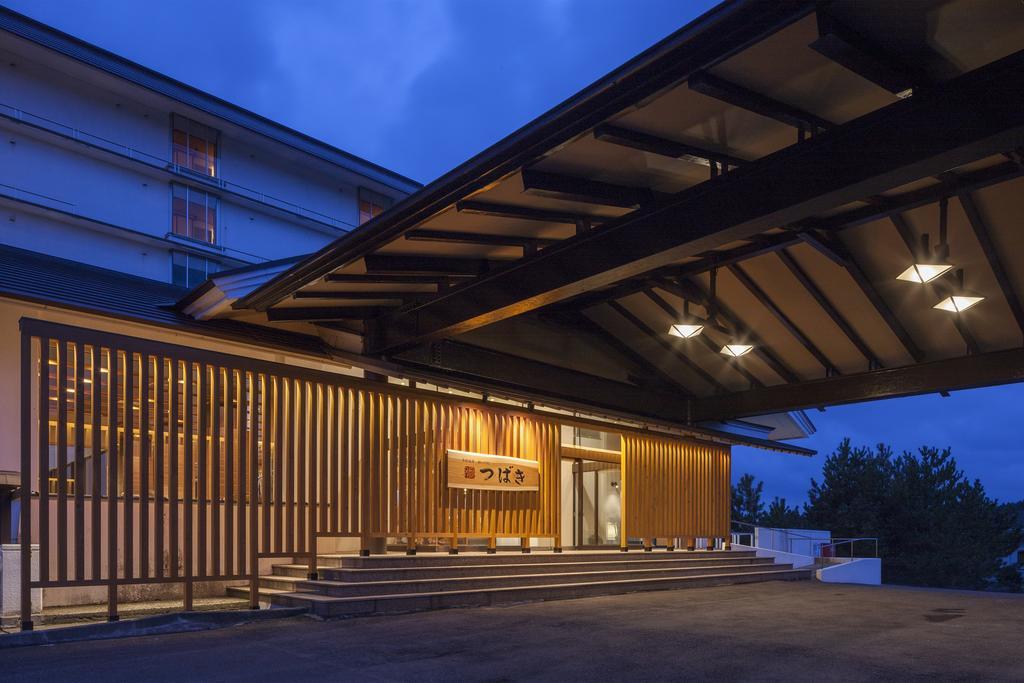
xmin=231 ymin=549 xmax=811 ymax=619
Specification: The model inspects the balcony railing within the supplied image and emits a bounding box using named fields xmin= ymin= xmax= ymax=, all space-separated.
xmin=0 ymin=102 xmax=356 ymax=232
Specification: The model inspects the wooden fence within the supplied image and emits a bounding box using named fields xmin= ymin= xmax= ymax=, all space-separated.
xmin=17 ymin=319 xmax=562 ymax=628
xmin=621 ymin=434 xmax=730 ymax=549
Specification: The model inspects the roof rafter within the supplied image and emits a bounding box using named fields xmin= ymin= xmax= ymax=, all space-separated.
xmin=688 ymin=70 xmax=832 ymax=133
xmin=728 ymin=263 xmax=839 ymax=375
xmin=775 ymin=249 xmax=881 ymax=369
xmin=593 ymin=123 xmax=747 ymax=168
xmin=957 ymin=190 xmax=1024 ymax=339
xmin=455 ymin=199 xmax=606 ymax=226
xmin=606 ymin=300 xmax=727 ymax=394
xmin=520 ymin=168 xmax=666 ymax=209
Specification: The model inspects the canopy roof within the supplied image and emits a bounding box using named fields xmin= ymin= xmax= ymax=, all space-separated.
xmin=190 ymin=0 xmax=1024 ymax=427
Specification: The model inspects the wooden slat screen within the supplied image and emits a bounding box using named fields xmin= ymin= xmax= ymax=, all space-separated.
xmin=621 ymin=434 xmax=730 ymax=542
xmin=18 ymin=319 xmax=563 ymax=624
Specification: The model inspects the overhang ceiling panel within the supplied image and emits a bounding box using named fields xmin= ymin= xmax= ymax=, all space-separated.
xmin=710 ymin=14 xmax=898 ymax=126
xmin=738 ymin=252 xmax=866 ymax=374
xmin=785 ymin=242 xmax=912 ymax=368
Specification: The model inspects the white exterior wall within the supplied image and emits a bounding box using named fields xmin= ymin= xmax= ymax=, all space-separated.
xmin=0 ymin=38 xmax=410 ymax=282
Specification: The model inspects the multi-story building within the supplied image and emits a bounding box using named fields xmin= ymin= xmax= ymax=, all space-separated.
xmin=0 ymin=6 xmax=420 ymax=287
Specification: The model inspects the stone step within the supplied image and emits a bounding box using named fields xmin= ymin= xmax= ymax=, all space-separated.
xmin=297 ymin=561 xmax=791 ymax=598
xmin=317 ymin=555 xmax=776 ymax=582
xmin=324 ymin=549 xmax=750 ymax=569
xmin=270 ymin=567 xmax=812 ymax=618
xmin=273 ymin=564 xmax=332 ymax=578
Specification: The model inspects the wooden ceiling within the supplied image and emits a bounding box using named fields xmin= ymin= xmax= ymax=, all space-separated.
xmin=222 ymin=0 xmax=1024 ymax=424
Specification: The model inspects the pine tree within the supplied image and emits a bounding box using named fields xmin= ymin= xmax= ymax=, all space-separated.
xmin=731 ymin=473 xmax=764 ymax=525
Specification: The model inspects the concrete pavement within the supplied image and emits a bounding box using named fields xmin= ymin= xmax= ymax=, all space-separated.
xmin=2 ymin=581 xmax=1021 ymax=681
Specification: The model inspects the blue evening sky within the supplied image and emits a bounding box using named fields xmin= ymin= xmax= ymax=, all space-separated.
xmin=8 ymin=0 xmax=1021 ymax=506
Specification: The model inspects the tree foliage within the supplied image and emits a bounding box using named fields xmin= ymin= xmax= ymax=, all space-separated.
xmin=761 ymin=496 xmax=804 ymax=529
xmin=801 ymin=439 xmax=1022 ymax=591
xmin=731 ymin=473 xmax=763 ymax=525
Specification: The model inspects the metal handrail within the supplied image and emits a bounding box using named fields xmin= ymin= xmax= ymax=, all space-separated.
xmin=0 ymin=102 xmax=357 ymax=231
xmin=730 ymin=520 xmax=878 ymax=561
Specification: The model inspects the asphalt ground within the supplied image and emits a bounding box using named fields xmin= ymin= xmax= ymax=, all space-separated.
xmin=2 ymin=580 xmax=1022 ymax=681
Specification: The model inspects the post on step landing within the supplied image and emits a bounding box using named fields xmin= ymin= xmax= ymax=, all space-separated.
xmin=643 ymin=538 xmax=653 ymax=552
xmin=406 ymin=536 xmax=417 ymax=556
xmin=706 ymin=537 xmax=716 ymax=551
xmin=723 ymin=536 xmax=732 ymax=551
xmin=521 ymin=537 xmax=531 ymax=554
xmin=449 ymin=534 xmax=459 ymax=555
xmin=687 ymin=537 xmax=696 ymax=552
xmin=487 ymin=536 xmax=496 ymax=554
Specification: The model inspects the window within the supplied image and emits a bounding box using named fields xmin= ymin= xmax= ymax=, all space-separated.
xmin=358 ymin=187 xmax=393 ymax=225
xmin=171 ymin=251 xmax=220 ymax=288
xmin=172 ymin=184 xmax=218 ymax=244
xmin=172 ymin=114 xmax=219 ymax=177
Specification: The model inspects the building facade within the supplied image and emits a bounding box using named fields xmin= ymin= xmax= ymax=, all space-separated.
xmin=0 ymin=7 xmax=419 ymax=286
xmin=4 ymin=0 xmax=1021 ymax=631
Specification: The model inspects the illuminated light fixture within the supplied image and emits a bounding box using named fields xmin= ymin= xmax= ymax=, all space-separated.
xmin=668 ymin=299 xmax=704 ymax=338
xmin=720 ymin=344 xmax=754 ymax=357
xmin=933 ymin=269 xmax=984 ymax=313
xmin=896 ymin=263 xmax=953 ymax=284
xmin=668 ymin=323 xmax=703 ymax=339
xmin=897 ymin=197 xmax=953 ymax=284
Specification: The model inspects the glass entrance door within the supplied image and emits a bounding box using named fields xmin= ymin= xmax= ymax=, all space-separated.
xmin=568 ymin=459 xmax=621 ymax=547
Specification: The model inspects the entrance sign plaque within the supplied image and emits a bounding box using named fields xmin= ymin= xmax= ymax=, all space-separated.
xmin=447 ymin=450 xmax=540 ymax=491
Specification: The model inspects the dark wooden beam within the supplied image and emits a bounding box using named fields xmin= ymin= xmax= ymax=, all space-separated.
xmin=776 ymin=249 xmax=881 ymax=369
xmin=811 ymin=160 xmax=1024 ymax=233
xmin=541 ymin=309 xmax=690 ymax=393
xmin=363 ymin=254 xmax=499 ymax=276
xmin=816 ymin=233 xmax=925 ymax=363
xmin=267 ymin=306 xmax=396 ymax=321
xmin=370 ymin=52 xmax=1024 ymax=353
xmin=810 ymin=12 xmax=925 ymax=94
xmin=324 ymin=273 xmax=452 ymax=285
xmin=395 ymin=340 xmax=695 ymax=423
xmin=643 ymin=289 xmax=763 ymax=388
xmin=404 ymin=229 xmax=557 ymax=250
xmin=520 ymin=168 xmax=663 ymax=209
xmin=688 ymin=70 xmax=832 ymax=133
xmin=958 ymin=191 xmax=1024 ymax=339
xmin=455 ymin=199 xmax=604 ymax=226
xmin=670 ymin=277 xmax=801 ymax=385
xmin=795 ymin=229 xmax=847 ymax=267
xmin=292 ymin=291 xmax=407 ymax=301
xmin=889 ymin=213 xmax=980 ymax=356
xmin=607 ymin=301 xmax=727 ymax=394
xmin=728 ymin=263 xmax=838 ymax=375
xmin=593 ymin=123 xmax=747 ymax=168
xmin=688 ymin=346 xmax=1024 ymax=421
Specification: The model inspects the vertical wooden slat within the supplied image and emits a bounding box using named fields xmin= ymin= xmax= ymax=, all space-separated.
xmin=329 ymin=385 xmax=339 ymax=535
xmin=73 ymin=341 xmax=85 ymax=581
xmin=37 ymin=337 xmax=49 ymax=585
xmin=274 ymin=376 xmax=284 ymax=552
xmin=91 ymin=345 xmax=102 ymax=580
xmin=19 ymin=332 xmax=33 ymax=630
xmin=123 ymin=351 xmax=134 ymax=580
xmin=139 ymin=354 xmax=150 ymax=579
xmin=197 ymin=364 xmax=207 ymax=579
xmin=284 ymin=378 xmax=294 ymax=555
xmin=297 ymin=380 xmax=307 ymax=554
xmin=248 ymin=373 xmax=260 ymax=607
xmin=56 ymin=340 xmax=68 ymax=582
xmin=236 ymin=371 xmax=248 ymax=577
xmin=265 ymin=376 xmax=276 ymax=553
xmin=318 ymin=384 xmax=328 ymax=536
xmin=183 ymin=361 xmax=194 ymax=610
xmin=155 ymin=357 xmax=165 ymax=580
xmin=106 ymin=347 xmax=119 ymax=618
xmin=224 ymin=368 xmax=235 ymax=576
xmin=358 ymin=391 xmax=370 ymax=553
xmin=211 ymin=367 xmax=221 ymax=576
xmin=169 ymin=360 xmax=179 ymax=580
xmin=339 ymin=388 xmax=350 ymax=535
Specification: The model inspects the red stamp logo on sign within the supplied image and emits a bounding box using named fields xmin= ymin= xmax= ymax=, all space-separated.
xmin=464 ymin=466 xmax=476 ymax=479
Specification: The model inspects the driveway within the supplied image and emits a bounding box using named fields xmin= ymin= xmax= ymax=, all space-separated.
xmin=2 ymin=581 xmax=1022 ymax=681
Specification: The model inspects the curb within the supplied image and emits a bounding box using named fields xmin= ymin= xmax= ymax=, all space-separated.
xmin=0 ymin=607 xmax=308 ymax=649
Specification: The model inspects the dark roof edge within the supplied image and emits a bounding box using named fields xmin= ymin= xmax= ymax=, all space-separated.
xmin=0 ymin=5 xmax=422 ymax=194
xmin=236 ymin=0 xmax=815 ymax=311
